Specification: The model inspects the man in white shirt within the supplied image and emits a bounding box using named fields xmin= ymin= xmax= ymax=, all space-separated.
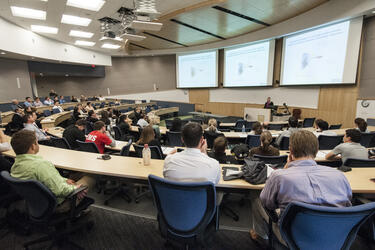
xmin=43 ymin=97 xmax=53 ymax=106
xmin=52 ymin=101 xmax=64 ymax=113
xmin=137 ymin=113 xmax=149 ymax=128
xmin=163 ymin=122 xmax=221 ymax=184
xmin=98 ymin=95 xmax=105 ymax=101
xmin=23 ymin=112 xmax=50 ymax=142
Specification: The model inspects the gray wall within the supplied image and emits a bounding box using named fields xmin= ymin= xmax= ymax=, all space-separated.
xmin=0 ymin=58 xmax=32 ymax=102
xmin=35 ymin=55 xmax=176 ymax=97
xmin=359 ymin=16 xmax=375 ymax=99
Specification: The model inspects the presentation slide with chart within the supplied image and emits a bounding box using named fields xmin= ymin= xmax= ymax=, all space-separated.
xmin=281 ymin=18 xmax=362 ymax=86
xmin=176 ymin=51 xmax=218 ymax=88
xmin=224 ymin=40 xmax=275 ymax=87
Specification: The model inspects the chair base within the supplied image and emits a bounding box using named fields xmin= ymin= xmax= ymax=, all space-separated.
xmin=135 ymin=189 xmax=151 ymax=203
xmin=104 ymin=185 xmax=132 ymax=205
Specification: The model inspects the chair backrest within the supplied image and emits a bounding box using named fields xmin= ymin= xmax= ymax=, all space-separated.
xmin=235 ymin=119 xmax=246 ymax=128
xmin=303 ymin=118 xmax=316 ymax=128
xmin=85 ymin=122 xmax=94 ymax=135
xmin=279 ymin=136 xmax=290 ymax=150
xmin=148 ymin=175 xmax=217 ymax=238
xmin=113 ymin=126 xmax=122 ymax=140
xmin=360 ymin=132 xmax=375 ymax=148
xmin=246 ymin=121 xmax=255 ymax=129
xmin=65 ymin=106 xmax=74 ymax=111
xmin=279 ymin=201 xmax=375 ymax=250
xmin=51 ymin=137 xmax=71 ymax=149
xmin=52 ymin=108 xmax=60 ymax=114
xmin=234 ymin=127 xmax=251 ymax=132
xmin=329 ymin=124 xmax=342 ymax=130
xmin=252 ymin=154 xmax=288 ymax=165
xmin=191 ymin=119 xmax=203 ymax=124
xmin=120 ymin=139 xmax=132 ymax=156
xmin=343 ymin=158 xmax=375 ymax=168
xmin=100 ymin=102 xmax=105 ymax=108
xmin=43 ymin=110 xmax=51 ymax=117
xmin=1 ymin=171 xmax=57 ymax=222
xmin=203 ymin=131 xmax=223 ymax=149
xmin=76 ymin=140 xmax=100 ymax=153
xmin=245 ymin=135 xmax=261 ymax=149
xmin=133 ymin=144 xmax=163 ymax=159
xmin=318 ymin=135 xmax=343 ymax=150
xmin=268 ymin=123 xmax=284 ymax=131
xmin=166 ymin=131 xmax=183 ymax=147
xmin=165 ymin=119 xmax=174 ymax=129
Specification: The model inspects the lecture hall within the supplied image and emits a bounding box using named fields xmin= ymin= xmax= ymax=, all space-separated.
xmin=0 ymin=0 xmax=375 ymax=249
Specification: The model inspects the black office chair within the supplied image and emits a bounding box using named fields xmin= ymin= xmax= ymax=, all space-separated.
xmin=85 ymin=122 xmax=94 ymax=135
xmin=234 ymin=119 xmax=246 ymax=129
xmin=133 ymin=144 xmax=163 ymax=203
xmin=253 ymin=154 xmax=288 ymax=167
xmin=113 ymin=126 xmax=123 ymax=140
xmin=268 ymin=124 xmax=284 ymax=131
xmin=234 ymin=127 xmax=251 ymax=132
xmin=360 ymin=132 xmax=375 ymax=148
xmin=52 ymin=108 xmax=61 ymax=114
xmin=43 ymin=110 xmax=51 ymax=117
xmin=104 ymin=140 xmax=133 ymax=205
xmin=343 ymin=158 xmax=375 ymax=168
xmin=279 ymin=136 xmax=290 ymax=150
xmin=76 ymin=140 xmax=100 ymax=153
xmin=1 ymin=171 xmax=94 ymax=250
xmin=329 ymin=124 xmax=342 ymax=130
xmin=148 ymin=175 xmax=218 ymax=249
xmin=302 ymin=118 xmax=315 ymax=128
xmin=318 ymin=135 xmax=343 ymax=150
xmin=166 ymin=131 xmax=183 ymax=147
xmin=165 ymin=119 xmax=174 ymax=129
xmin=245 ymin=135 xmax=261 ymax=149
xmin=204 ymin=131 xmax=224 ymax=149
xmin=51 ymin=137 xmax=71 ymax=149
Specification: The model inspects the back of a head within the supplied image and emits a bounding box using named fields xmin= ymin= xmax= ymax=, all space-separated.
xmin=118 ymin=114 xmax=127 ymax=124
xmin=345 ymin=129 xmax=361 ymax=143
xmin=260 ymin=131 xmax=272 ymax=150
xmin=289 ymin=130 xmax=318 ymax=159
xmin=100 ymin=110 xmax=109 ymax=119
xmin=182 ymin=122 xmax=203 ymax=148
xmin=208 ymin=118 xmax=217 ymax=132
xmin=75 ymin=119 xmax=86 ymax=127
xmin=252 ymin=122 xmax=263 ymax=135
xmin=94 ymin=121 xmax=105 ymax=131
xmin=11 ymin=130 xmax=36 ymax=155
xmin=354 ymin=117 xmax=367 ymax=132
xmin=138 ymin=125 xmax=155 ymax=144
xmin=317 ymin=120 xmax=329 ymax=131
xmin=288 ymin=116 xmax=298 ymax=128
xmin=213 ymin=136 xmax=227 ymax=154
xmin=171 ymin=118 xmax=182 ymax=131
xmin=88 ymin=110 xmax=95 ymax=117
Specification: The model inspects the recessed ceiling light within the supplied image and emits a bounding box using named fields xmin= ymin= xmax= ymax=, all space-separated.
xmin=69 ymin=30 xmax=94 ymax=38
xmin=75 ymin=40 xmax=95 ymax=46
xmin=101 ymin=43 xmax=121 ymax=49
xmin=99 ymin=36 xmax=123 ymax=42
xmin=61 ymin=14 xmax=91 ymax=26
xmin=67 ymin=0 xmax=105 ymax=12
xmin=0 ymin=52 xmax=6 ymax=55
xmin=10 ymin=6 xmax=46 ymax=20
xmin=31 ymin=25 xmax=58 ymax=34
xmin=41 ymin=0 xmax=48 ymax=2
xmin=373 ymin=10 xmax=375 ymax=14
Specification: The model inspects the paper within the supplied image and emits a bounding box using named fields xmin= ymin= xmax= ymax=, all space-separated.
xmin=316 ymin=151 xmax=327 ymax=158
xmin=238 ymin=133 xmax=248 ymax=138
xmin=162 ymin=147 xmax=175 ymax=155
xmin=267 ymin=165 xmax=275 ymax=178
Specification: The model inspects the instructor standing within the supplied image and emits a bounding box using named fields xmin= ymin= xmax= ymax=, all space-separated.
xmin=264 ymin=97 xmax=274 ymax=108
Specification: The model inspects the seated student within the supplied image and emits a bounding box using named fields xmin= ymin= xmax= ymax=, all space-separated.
xmin=137 ymin=113 xmax=149 ymax=128
xmin=10 ymin=130 xmax=95 ymax=212
xmin=163 ymin=122 xmax=220 ymax=184
xmin=99 ymin=110 xmax=111 ymax=126
xmin=314 ymin=119 xmax=337 ymax=136
xmin=73 ymin=105 xmax=82 ymax=121
xmin=354 ymin=117 xmax=369 ymax=133
xmin=98 ymin=95 xmax=105 ymax=101
xmin=250 ymin=130 xmax=352 ymax=246
xmin=43 ymin=97 xmax=53 ymax=106
xmin=205 ymin=118 xmax=221 ymax=134
xmin=33 ymin=97 xmax=44 ymax=107
xmin=249 ymin=131 xmax=279 ymax=157
xmin=0 ymin=130 xmax=12 ymax=171
xmin=86 ymin=110 xmax=99 ymax=124
xmin=63 ymin=119 xmax=86 ymax=150
xmin=24 ymin=97 xmax=34 ymax=108
xmin=11 ymin=108 xmax=24 ymax=131
xmin=85 ymin=102 xmax=95 ymax=112
xmin=23 ymin=112 xmax=50 ymax=142
xmin=208 ymin=136 xmax=237 ymax=164
xmin=136 ymin=125 xmax=163 ymax=157
xmin=325 ymin=129 xmax=368 ymax=165
xmin=250 ymin=121 xmax=263 ymax=135
xmin=275 ymin=116 xmax=299 ymax=146
xmin=170 ymin=118 xmax=182 ymax=132
xmin=131 ymin=107 xmax=142 ymax=125
xmin=71 ymin=96 xmax=78 ymax=102
xmin=116 ymin=114 xmax=132 ymax=141
xmin=59 ymin=96 xmax=66 ymax=104
xmin=148 ymin=116 xmax=161 ymax=139
xmin=53 ymin=101 xmax=64 ymax=113
xmin=11 ymin=99 xmax=23 ymax=111
xmin=86 ymin=121 xmax=115 ymax=154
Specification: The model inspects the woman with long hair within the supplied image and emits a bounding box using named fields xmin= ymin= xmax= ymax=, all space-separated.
xmin=136 ymin=125 xmax=163 ymax=158
xmin=249 ymin=131 xmax=279 ymax=157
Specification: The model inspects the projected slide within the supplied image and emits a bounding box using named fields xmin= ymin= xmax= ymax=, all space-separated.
xmin=177 ymin=51 xmax=218 ymax=88
xmin=281 ymin=21 xmax=351 ymax=85
xmin=224 ymin=41 xmax=273 ymax=87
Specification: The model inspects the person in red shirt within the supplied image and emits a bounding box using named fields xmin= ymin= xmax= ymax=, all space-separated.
xmin=86 ymin=121 xmax=115 ymax=153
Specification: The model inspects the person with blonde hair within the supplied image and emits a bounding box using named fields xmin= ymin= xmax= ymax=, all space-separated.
xmin=249 ymin=131 xmax=279 ymax=157
xmin=206 ymin=118 xmax=221 ymax=133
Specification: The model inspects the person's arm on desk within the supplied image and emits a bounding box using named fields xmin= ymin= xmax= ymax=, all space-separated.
xmin=0 ymin=130 xmax=11 ymax=152
xmin=325 ymin=144 xmax=343 ymax=161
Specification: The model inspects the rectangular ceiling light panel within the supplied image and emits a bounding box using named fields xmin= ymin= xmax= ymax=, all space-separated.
xmin=31 ymin=25 xmax=58 ymax=34
xmin=67 ymin=0 xmax=105 ymax=12
xmin=61 ymin=14 xmax=91 ymax=26
xmin=75 ymin=40 xmax=95 ymax=46
xmin=69 ymin=30 xmax=94 ymax=38
xmin=11 ymin=6 xmax=46 ymax=20
xmin=101 ymin=43 xmax=120 ymax=49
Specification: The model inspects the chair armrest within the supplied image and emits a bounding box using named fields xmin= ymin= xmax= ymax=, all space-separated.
xmin=67 ymin=185 xmax=88 ymax=199
xmin=67 ymin=185 xmax=88 ymax=217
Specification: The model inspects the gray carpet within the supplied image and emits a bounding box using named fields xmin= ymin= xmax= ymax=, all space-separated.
xmin=1 ymin=206 xmax=261 ymax=250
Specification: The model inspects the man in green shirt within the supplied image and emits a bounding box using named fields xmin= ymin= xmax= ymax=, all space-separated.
xmin=10 ymin=130 xmax=94 ymax=212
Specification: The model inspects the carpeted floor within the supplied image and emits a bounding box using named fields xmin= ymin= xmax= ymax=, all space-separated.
xmin=1 ymin=206 xmax=261 ymax=250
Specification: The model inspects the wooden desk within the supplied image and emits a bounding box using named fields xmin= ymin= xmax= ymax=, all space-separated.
xmin=150 ymin=107 xmax=179 ymax=117
xmin=41 ymin=111 xmax=73 ymax=129
xmin=2 ymin=145 xmax=374 ymax=193
xmin=1 ymin=111 xmax=14 ymax=124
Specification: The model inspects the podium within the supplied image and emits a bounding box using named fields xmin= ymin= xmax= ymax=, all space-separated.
xmin=243 ymin=108 xmax=271 ymax=122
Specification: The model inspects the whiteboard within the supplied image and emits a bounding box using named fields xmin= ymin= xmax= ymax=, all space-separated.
xmin=209 ymin=87 xmax=320 ymax=109
xmin=107 ymin=89 xmax=189 ymax=103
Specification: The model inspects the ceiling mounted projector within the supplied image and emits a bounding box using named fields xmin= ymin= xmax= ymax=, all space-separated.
xmin=130 ymin=20 xmax=162 ymax=31
xmin=120 ymin=33 xmax=146 ymax=41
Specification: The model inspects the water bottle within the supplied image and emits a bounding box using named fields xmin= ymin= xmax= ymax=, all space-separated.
xmin=142 ymin=144 xmax=151 ymax=166
xmin=242 ymin=124 xmax=245 ymax=133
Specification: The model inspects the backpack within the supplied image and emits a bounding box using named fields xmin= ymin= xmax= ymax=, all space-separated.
xmin=241 ymin=158 xmax=267 ymax=185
